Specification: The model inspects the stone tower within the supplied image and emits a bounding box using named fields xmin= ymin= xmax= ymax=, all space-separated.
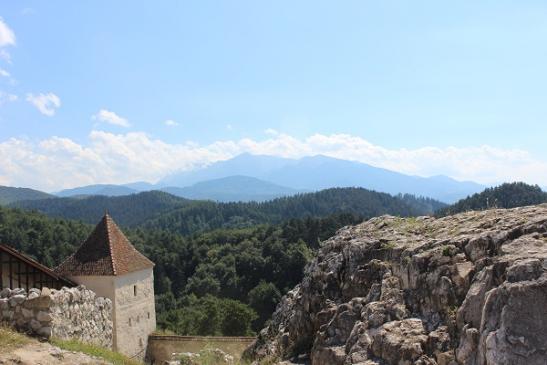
xmin=55 ymin=214 xmax=156 ymax=359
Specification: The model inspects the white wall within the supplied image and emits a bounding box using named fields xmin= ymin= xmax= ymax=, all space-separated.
xmin=113 ymin=268 xmax=156 ymax=359
xmin=68 ymin=275 xmax=116 ymax=300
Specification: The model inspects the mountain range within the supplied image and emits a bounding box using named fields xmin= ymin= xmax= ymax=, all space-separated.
xmin=0 ymin=154 xmax=487 ymax=204
xmin=158 ymin=154 xmax=485 ymax=203
xmin=45 ymin=154 xmax=485 ymax=203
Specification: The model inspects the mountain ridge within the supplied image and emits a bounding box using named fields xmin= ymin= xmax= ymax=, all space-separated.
xmin=160 ymin=154 xmax=485 ymax=203
xmin=0 ymin=186 xmax=54 ymax=205
xmin=160 ymin=175 xmax=303 ymax=202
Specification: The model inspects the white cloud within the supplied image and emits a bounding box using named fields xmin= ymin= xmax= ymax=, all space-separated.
xmin=0 ymin=90 xmax=17 ymax=105
xmin=92 ymin=109 xmax=130 ymax=127
xmin=26 ymin=92 xmax=61 ymax=116
xmin=0 ymin=18 xmax=15 ymax=63
xmin=264 ymin=128 xmax=279 ymax=136
xmin=164 ymin=119 xmax=179 ymax=127
xmin=0 ymin=18 xmax=16 ymax=47
xmin=1 ymin=131 xmax=547 ymax=192
xmin=0 ymin=67 xmax=15 ymax=85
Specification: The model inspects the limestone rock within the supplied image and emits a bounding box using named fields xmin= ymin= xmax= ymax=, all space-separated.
xmin=245 ymin=205 xmax=547 ymax=365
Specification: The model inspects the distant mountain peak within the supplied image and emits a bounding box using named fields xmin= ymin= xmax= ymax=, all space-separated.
xmin=161 ymin=175 xmax=301 ymax=202
xmin=158 ymin=154 xmax=484 ymax=203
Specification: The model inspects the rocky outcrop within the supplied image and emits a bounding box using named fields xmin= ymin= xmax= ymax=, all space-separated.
xmin=0 ymin=285 xmax=113 ymax=348
xmin=245 ymin=205 xmax=547 ymax=365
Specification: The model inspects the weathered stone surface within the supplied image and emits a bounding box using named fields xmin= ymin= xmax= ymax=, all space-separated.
xmin=9 ymin=294 xmax=27 ymax=306
xmin=245 ymin=205 xmax=547 ymax=365
xmin=370 ymin=318 xmax=428 ymax=364
xmin=0 ymin=285 xmax=113 ymax=348
xmin=0 ymin=287 xmax=11 ymax=298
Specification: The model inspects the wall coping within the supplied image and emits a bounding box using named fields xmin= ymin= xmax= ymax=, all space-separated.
xmin=149 ymin=335 xmax=255 ymax=343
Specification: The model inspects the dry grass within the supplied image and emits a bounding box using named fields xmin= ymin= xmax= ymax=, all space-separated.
xmin=0 ymin=325 xmax=32 ymax=351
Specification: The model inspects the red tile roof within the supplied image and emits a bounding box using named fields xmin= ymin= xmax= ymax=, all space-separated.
xmin=55 ymin=214 xmax=154 ymax=276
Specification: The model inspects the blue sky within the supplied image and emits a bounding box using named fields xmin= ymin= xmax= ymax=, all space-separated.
xmin=1 ymin=1 xmax=547 ymax=190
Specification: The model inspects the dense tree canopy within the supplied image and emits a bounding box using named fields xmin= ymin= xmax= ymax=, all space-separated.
xmin=0 ymin=206 xmax=90 ymax=267
xmin=437 ymin=182 xmax=547 ymax=216
xmin=11 ymin=188 xmax=445 ymax=234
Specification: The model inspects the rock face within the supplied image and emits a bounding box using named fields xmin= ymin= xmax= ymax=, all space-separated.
xmin=0 ymin=285 xmax=113 ymax=348
xmin=244 ymin=205 xmax=547 ymax=365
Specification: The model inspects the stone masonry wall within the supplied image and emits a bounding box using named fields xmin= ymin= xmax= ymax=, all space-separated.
xmin=0 ymin=285 xmax=113 ymax=348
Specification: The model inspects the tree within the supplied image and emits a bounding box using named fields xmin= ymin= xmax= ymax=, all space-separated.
xmin=220 ymin=299 xmax=258 ymax=336
xmin=248 ymin=281 xmax=281 ymax=331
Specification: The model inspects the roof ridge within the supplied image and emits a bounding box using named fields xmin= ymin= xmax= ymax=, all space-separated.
xmin=104 ymin=214 xmax=117 ymax=275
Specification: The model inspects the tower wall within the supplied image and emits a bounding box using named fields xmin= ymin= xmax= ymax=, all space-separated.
xmin=68 ymin=275 xmax=116 ymax=301
xmin=113 ymin=268 xmax=156 ymax=359
xmin=69 ymin=269 xmax=156 ymax=359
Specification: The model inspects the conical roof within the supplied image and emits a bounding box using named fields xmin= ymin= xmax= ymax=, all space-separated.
xmin=55 ymin=214 xmax=154 ymax=276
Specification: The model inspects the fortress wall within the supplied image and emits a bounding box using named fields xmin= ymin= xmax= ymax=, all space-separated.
xmin=146 ymin=335 xmax=256 ymax=364
xmin=0 ymin=285 xmax=113 ymax=348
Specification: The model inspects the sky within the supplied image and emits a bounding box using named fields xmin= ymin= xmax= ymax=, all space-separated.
xmin=1 ymin=1 xmax=547 ymax=191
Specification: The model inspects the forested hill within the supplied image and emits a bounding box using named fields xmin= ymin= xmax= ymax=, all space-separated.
xmin=12 ymin=187 xmax=446 ymax=234
xmin=437 ymin=182 xmax=547 ymax=216
xmin=0 ymin=186 xmax=53 ymax=205
xmin=143 ymin=188 xmax=446 ymax=235
xmin=11 ymin=191 xmax=189 ymax=226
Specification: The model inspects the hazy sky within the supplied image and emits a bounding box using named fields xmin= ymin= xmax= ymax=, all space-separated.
xmin=1 ymin=1 xmax=547 ymax=190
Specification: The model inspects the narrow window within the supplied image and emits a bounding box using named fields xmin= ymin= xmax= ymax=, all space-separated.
xmin=133 ymin=285 xmax=137 ymax=296
xmin=129 ymin=317 xmax=132 ymax=326
xmin=147 ymin=312 xmax=150 ymax=319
